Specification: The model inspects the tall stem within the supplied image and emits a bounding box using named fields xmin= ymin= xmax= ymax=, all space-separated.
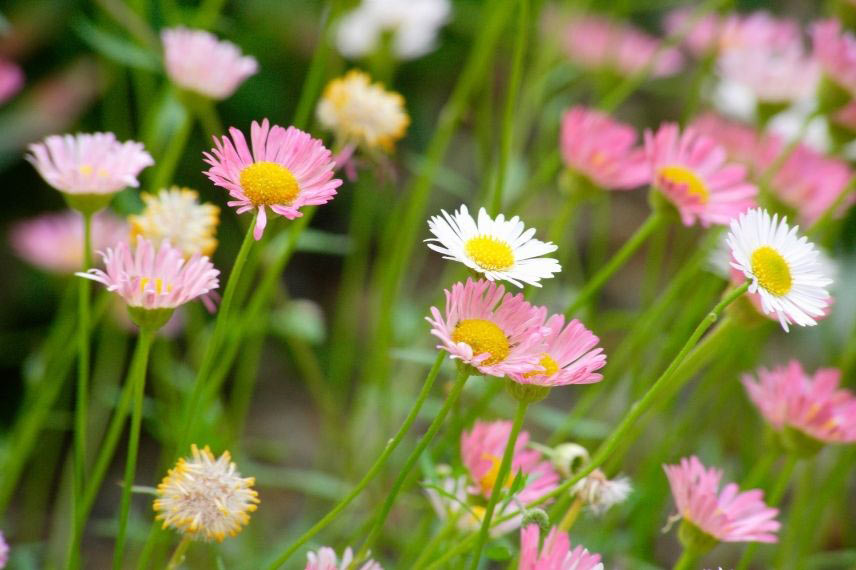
xmin=112 ymin=327 xmax=156 ymax=569
xmin=264 ymin=352 xmax=449 ymax=570
xmin=149 ymin=104 xmax=193 ymax=192
xmin=672 ymin=546 xmax=701 ymax=570
xmin=165 ymin=535 xmax=192 ymax=570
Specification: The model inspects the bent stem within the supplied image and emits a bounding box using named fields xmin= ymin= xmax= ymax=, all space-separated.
xmin=467 ymin=398 xmax=528 ymax=570
xmin=264 ymin=352 xmax=448 ymax=570
xmin=113 ymin=326 xmax=157 ymax=570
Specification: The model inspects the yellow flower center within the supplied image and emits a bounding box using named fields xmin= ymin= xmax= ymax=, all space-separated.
xmin=478 ymin=453 xmax=512 ymax=494
xmin=658 ymin=165 xmax=709 ymax=204
xmin=451 ymin=319 xmax=510 ymax=366
xmin=140 ymin=277 xmax=171 ymax=294
xmin=751 ymin=245 xmax=792 ymax=296
xmin=239 ymin=161 xmax=299 ymax=206
xmin=524 ymin=353 xmax=560 ymax=378
xmin=464 ymin=236 xmax=514 ymax=271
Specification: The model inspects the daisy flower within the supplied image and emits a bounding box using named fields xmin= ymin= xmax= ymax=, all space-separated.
xmin=0 ymin=58 xmax=23 ymax=105
xmin=161 ymin=27 xmax=258 ymax=100
xmin=559 ymin=106 xmax=649 ymax=190
xmin=426 ymin=205 xmax=560 ymax=287
xmin=645 ymin=123 xmax=757 ymax=227
xmin=317 ymin=70 xmax=409 ymax=152
xmin=129 ymin=187 xmax=220 ymax=258
xmin=811 ymin=19 xmax=856 ymax=98
xmin=426 ymin=278 xmax=546 ymax=378
xmin=154 ymin=445 xmax=259 ymax=543
xmin=743 ymin=361 xmax=856 ymax=446
xmin=305 ymin=547 xmax=382 ymax=570
xmin=663 ymin=456 xmax=780 ymax=544
xmin=519 ymin=524 xmax=603 ymax=570
xmin=689 ymin=113 xmax=779 ymax=173
xmin=726 ymin=208 xmax=832 ymax=331
xmin=203 ymin=119 xmax=342 ymax=240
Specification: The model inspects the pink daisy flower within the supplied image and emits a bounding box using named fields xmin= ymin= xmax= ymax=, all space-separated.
xmin=645 ymin=123 xmax=757 ymax=227
xmin=519 ymin=524 xmax=603 ymax=570
xmin=305 ymin=546 xmax=381 ymax=570
xmin=203 ymin=119 xmax=342 ymax=240
xmin=811 ymin=19 xmax=856 ymax=97
xmin=663 ymin=456 xmax=780 ymax=544
xmin=509 ymin=314 xmax=606 ymax=387
xmin=742 ymin=361 xmax=856 ymax=445
xmin=77 ymin=237 xmax=219 ymax=313
xmin=663 ymin=7 xmax=722 ymax=57
xmin=161 ymin=27 xmax=258 ymax=100
xmin=426 ymin=278 xmax=546 ymax=378
xmin=689 ymin=113 xmax=780 ymax=173
xmin=10 ymin=210 xmax=128 ymax=274
xmin=559 ymin=107 xmax=649 ymax=190
xmin=0 ymin=58 xmax=23 ymax=105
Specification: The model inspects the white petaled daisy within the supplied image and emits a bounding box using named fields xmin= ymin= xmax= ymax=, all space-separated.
xmin=426 ymin=205 xmax=560 ymax=287
xmin=726 ymin=208 xmax=832 ymax=332
xmin=129 ymin=187 xmax=220 ymax=258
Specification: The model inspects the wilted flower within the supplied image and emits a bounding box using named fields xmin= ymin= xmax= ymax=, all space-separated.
xmin=204 ymin=119 xmax=342 ymax=240
xmin=571 ymin=469 xmax=632 ymax=516
xmin=726 ymin=208 xmax=832 ymax=331
xmin=161 ymin=27 xmax=258 ymax=100
xmin=519 ymin=524 xmax=603 ymax=570
xmin=154 ymin=445 xmax=259 ymax=543
xmin=129 ymin=187 xmax=220 ymax=258
xmin=426 ymin=205 xmax=560 ymax=288
xmin=305 ymin=547 xmax=382 ymax=570
xmin=0 ymin=58 xmax=23 ymax=105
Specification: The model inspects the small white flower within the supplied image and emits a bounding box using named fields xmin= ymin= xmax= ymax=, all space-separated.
xmin=425 ymin=205 xmax=561 ymax=287
xmin=727 ymin=208 xmax=832 ymax=331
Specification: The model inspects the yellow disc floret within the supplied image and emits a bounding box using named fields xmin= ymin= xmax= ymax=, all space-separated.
xmin=451 ymin=318 xmax=510 ymax=365
xmin=464 ymin=236 xmax=515 ymax=271
xmin=478 ymin=453 xmax=513 ymax=494
xmin=658 ymin=165 xmax=710 ymax=204
xmin=239 ymin=162 xmax=299 ymax=206
xmin=751 ymin=245 xmax=792 ymax=296
xmin=524 ymin=353 xmax=560 ymax=379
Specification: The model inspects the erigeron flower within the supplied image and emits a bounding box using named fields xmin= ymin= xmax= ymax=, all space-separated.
xmin=427 ymin=278 xmax=546 ymax=378
xmin=645 ymin=123 xmax=757 ymax=227
xmin=317 ymin=70 xmax=409 ymax=152
xmin=129 ymin=187 xmax=220 ymax=258
xmin=811 ymin=19 xmax=856 ymax=98
xmin=571 ymin=469 xmax=632 ymax=516
xmin=426 ymin=205 xmax=560 ymax=287
xmin=743 ymin=361 xmax=856 ymax=446
xmin=10 ymin=210 xmax=128 ymax=274
xmin=335 ymin=0 xmax=451 ymax=61
xmin=0 ymin=58 xmax=23 ymax=105
xmin=726 ymin=208 xmax=832 ymax=331
xmin=161 ymin=27 xmax=257 ymax=100
xmin=519 ymin=524 xmax=603 ymax=570
xmin=559 ymin=106 xmax=649 ymax=190
xmin=154 ymin=444 xmax=259 ymax=543
xmin=663 ymin=456 xmax=780 ymax=544
xmin=204 ymin=119 xmax=342 ymax=240
xmin=305 ymin=547 xmax=382 ymax=570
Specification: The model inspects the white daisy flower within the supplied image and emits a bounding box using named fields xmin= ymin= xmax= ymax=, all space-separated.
xmin=129 ymin=187 xmax=220 ymax=258
xmin=726 ymin=208 xmax=832 ymax=331
xmin=425 ymin=205 xmax=560 ymax=287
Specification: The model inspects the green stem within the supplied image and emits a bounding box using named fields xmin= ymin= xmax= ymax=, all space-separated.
xmin=672 ymin=545 xmax=702 ymax=570
xmin=193 ymin=98 xmax=223 ymax=137
xmin=112 ymin=327 xmax=156 ymax=570
xmin=165 ymin=535 xmax=192 ymax=570
xmin=264 ymin=352 xmax=448 ymax=570
xmin=564 ymin=211 xmax=666 ymax=317
xmin=467 ymin=398 xmax=528 ymax=570
xmin=292 ymin=1 xmax=342 ymax=130
xmin=355 ymin=367 xmax=471 ymax=562
xmin=149 ymin=104 xmax=193 ymax=191
xmin=410 ymin=517 xmax=460 ymax=569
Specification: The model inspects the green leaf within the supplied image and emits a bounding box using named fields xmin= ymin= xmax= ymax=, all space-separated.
xmin=72 ymin=18 xmax=161 ymax=72
xmin=484 ymin=541 xmax=513 ymax=561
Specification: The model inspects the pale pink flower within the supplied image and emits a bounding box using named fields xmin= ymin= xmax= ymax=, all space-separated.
xmin=10 ymin=210 xmax=128 ymax=274
xmin=663 ymin=456 xmax=780 ymax=543
xmin=161 ymin=27 xmax=258 ymax=100
xmin=664 ymin=7 xmax=722 ymax=57
xmin=689 ymin=113 xmax=779 ymax=172
xmin=559 ymin=107 xmax=648 ymax=190
xmin=77 ymin=237 xmax=219 ymax=310
xmin=645 ymin=123 xmax=757 ymax=227
xmin=0 ymin=530 xmax=7 ymax=569
xmin=426 ymin=278 xmax=546 ymax=378
xmin=509 ymin=314 xmax=606 ymax=387
xmin=305 ymin=547 xmax=381 ymax=570
xmin=519 ymin=524 xmax=603 ymax=570
xmin=811 ymin=19 xmax=856 ymax=96
xmin=0 ymin=58 xmax=23 ymax=105
xmin=743 ymin=361 xmax=856 ymax=444
xmin=204 ymin=119 xmax=342 ymax=240
xmin=718 ymin=12 xmax=804 ymax=54
xmin=27 ymin=132 xmax=153 ymax=195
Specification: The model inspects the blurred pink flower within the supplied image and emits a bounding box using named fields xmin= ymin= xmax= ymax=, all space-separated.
xmin=519 ymin=524 xmax=603 ymax=570
xmin=509 ymin=314 xmax=606 ymax=387
xmin=0 ymin=58 xmax=23 ymax=105
xmin=27 ymin=132 xmax=153 ymax=196
xmin=663 ymin=7 xmax=722 ymax=57
xmin=305 ymin=546 xmax=381 ymax=570
xmin=427 ymin=278 xmax=546 ymax=378
xmin=10 ymin=210 xmax=128 ymax=274
xmin=663 ymin=456 xmax=780 ymax=543
xmin=689 ymin=113 xmax=778 ymax=172
xmin=77 ymin=237 xmax=219 ymax=311
xmin=559 ymin=106 xmax=649 ymax=190
xmin=811 ymin=19 xmax=856 ymax=96
xmin=204 ymin=119 xmax=341 ymax=240
xmin=0 ymin=530 xmax=7 ymax=569
xmin=161 ymin=27 xmax=258 ymax=100
xmin=742 ymin=361 xmax=856 ymax=444
xmin=645 ymin=123 xmax=757 ymax=227
xmin=834 ymin=100 xmax=856 ymax=131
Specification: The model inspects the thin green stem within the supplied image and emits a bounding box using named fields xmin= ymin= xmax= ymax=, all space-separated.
xmin=672 ymin=546 xmax=701 ymax=570
xmin=410 ymin=517 xmax=460 ymax=569
xmin=264 ymin=352 xmax=448 ymax=570
xmin=149 ymin=103 xmax=193 ymax=191
xmin=193 ymin=98 xmax=223 ymax=137
xmin=112 ymin=327 xmax=156 ymax=569
xmin=165 ymin=535 xmax=192 ymax=570
xmin=467 ymin=398 xmax=528 ymax=570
